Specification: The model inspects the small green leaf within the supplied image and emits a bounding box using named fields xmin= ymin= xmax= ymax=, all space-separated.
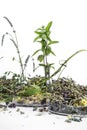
xmin=32 ymin=49 xmax=41 ymax=56
xmin=33 ymin=36 xmax=41 ymax=42
xmin=45 ymin=46 xmax=56 ymax=56
xmin=50 ymin=49 xmax=56 ymax=56
xmin=35 ymin=29 xmax=46 ymax=35
xmin=51 ymin=66 xmax=55 ymax=69
xmin=41 ymin=42 xmax=46 ymax=51
xmin=46 ymin=21 xmax=52 ymax=31
xmin=35 ymin=31 xmax=42 ymax=35
xmin=48 ymin=41 xmax=59 ymax=45
xmin=37 ymin=55 xmax=44 ymax=62
xmin=48 ymin=63 xmax=55 ymax=66
xmin=42 ymin=34 xmax=47 ymax=40
xmin=45 ymin=46 xmax=51 ymax=55
xmin=46 ymin=35 xmax=51 ymax=41
xmin=45 ymin=63 xmax=55 ymax=69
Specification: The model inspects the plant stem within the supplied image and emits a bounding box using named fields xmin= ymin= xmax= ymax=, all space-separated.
xmin=8 ymin=33 xmax=24 ymax=82
xmin=12 ymin=27 xmax=24 ymax=82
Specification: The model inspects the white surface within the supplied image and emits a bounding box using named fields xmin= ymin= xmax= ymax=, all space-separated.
xmin=0 ymin=107 xmax=87 ymax=130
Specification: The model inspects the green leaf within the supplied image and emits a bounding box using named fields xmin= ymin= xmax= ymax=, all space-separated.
xmin=46 ymin=31 xmax=51 ymax=36
xmin=35 ymin=28 xmax=46 ymax=35
xmin=51 ymin=66 xmax=55 ymax=69
xmin=45 ymin=46 xmax=56 ymax=56
xmin=32 ymin=49 xmax=41 ymax=56
xmin=42 ymin=34 xmax=47 ymax=40
xmin=46 ymin=35 xmax=51 ymax=41
xmin=37 ymin=55 xmax=44 ymax=62
xmin=35 ymin=31 xmax=42 ymax=35
xmin=48 ymin=41 xmax=59 ymax=45
xmin=45 ymin=48 xmax=50 ymax=55
xmin=46 ymin=21 xmax=52 ymax=31
xmin=41 ymin=42 xmax=46 ymax=51
xmin=39 ymin=63 xmax=55 ymax=69
xmin=47 ymin=63 xmax=55 ymax=67
xmin=36 ymin=27 xmax=42 ymax=31
xmin=33 ymin=36 xmax=41 ymax=42
xmin=50 ymin=49 xmax=56 ymax=56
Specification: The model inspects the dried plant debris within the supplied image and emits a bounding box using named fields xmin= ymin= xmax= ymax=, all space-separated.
xmin=1 ymin=75 xmax=87 ymax=116
xmin=49 ymin=77 xmax=87 ymax=115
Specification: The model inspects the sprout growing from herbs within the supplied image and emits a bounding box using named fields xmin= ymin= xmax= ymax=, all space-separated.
xmin=32 ymin=21 xmax=59 ymax=85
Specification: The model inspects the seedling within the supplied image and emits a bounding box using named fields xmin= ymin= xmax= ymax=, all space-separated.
xmin=32 ymin=21 xmax=58 ymax=85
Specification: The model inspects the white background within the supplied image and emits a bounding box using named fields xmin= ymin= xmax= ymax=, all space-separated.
xmin=0 ymin=0 xmax=87 ymax=85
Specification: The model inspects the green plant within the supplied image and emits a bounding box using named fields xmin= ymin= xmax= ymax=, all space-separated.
xmin=32 ymin=21 xmax=87 ymax=87
xmin=17 ymin=85 xmax=41 ymax=96
xmin=32 ymin=21 xmax=58 ymax=84
xmin=1 ymin=17 xmax=30 ymax=82
xmin=37 ymin=49 xmax=87 ymax=86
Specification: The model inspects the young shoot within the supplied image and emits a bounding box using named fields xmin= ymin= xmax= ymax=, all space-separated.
xmin=32 ymin=21 xmax=59 ymax=85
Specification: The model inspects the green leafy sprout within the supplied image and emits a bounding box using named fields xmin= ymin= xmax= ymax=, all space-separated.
xmin=32 ymin=21 xmax=59 ymax=85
